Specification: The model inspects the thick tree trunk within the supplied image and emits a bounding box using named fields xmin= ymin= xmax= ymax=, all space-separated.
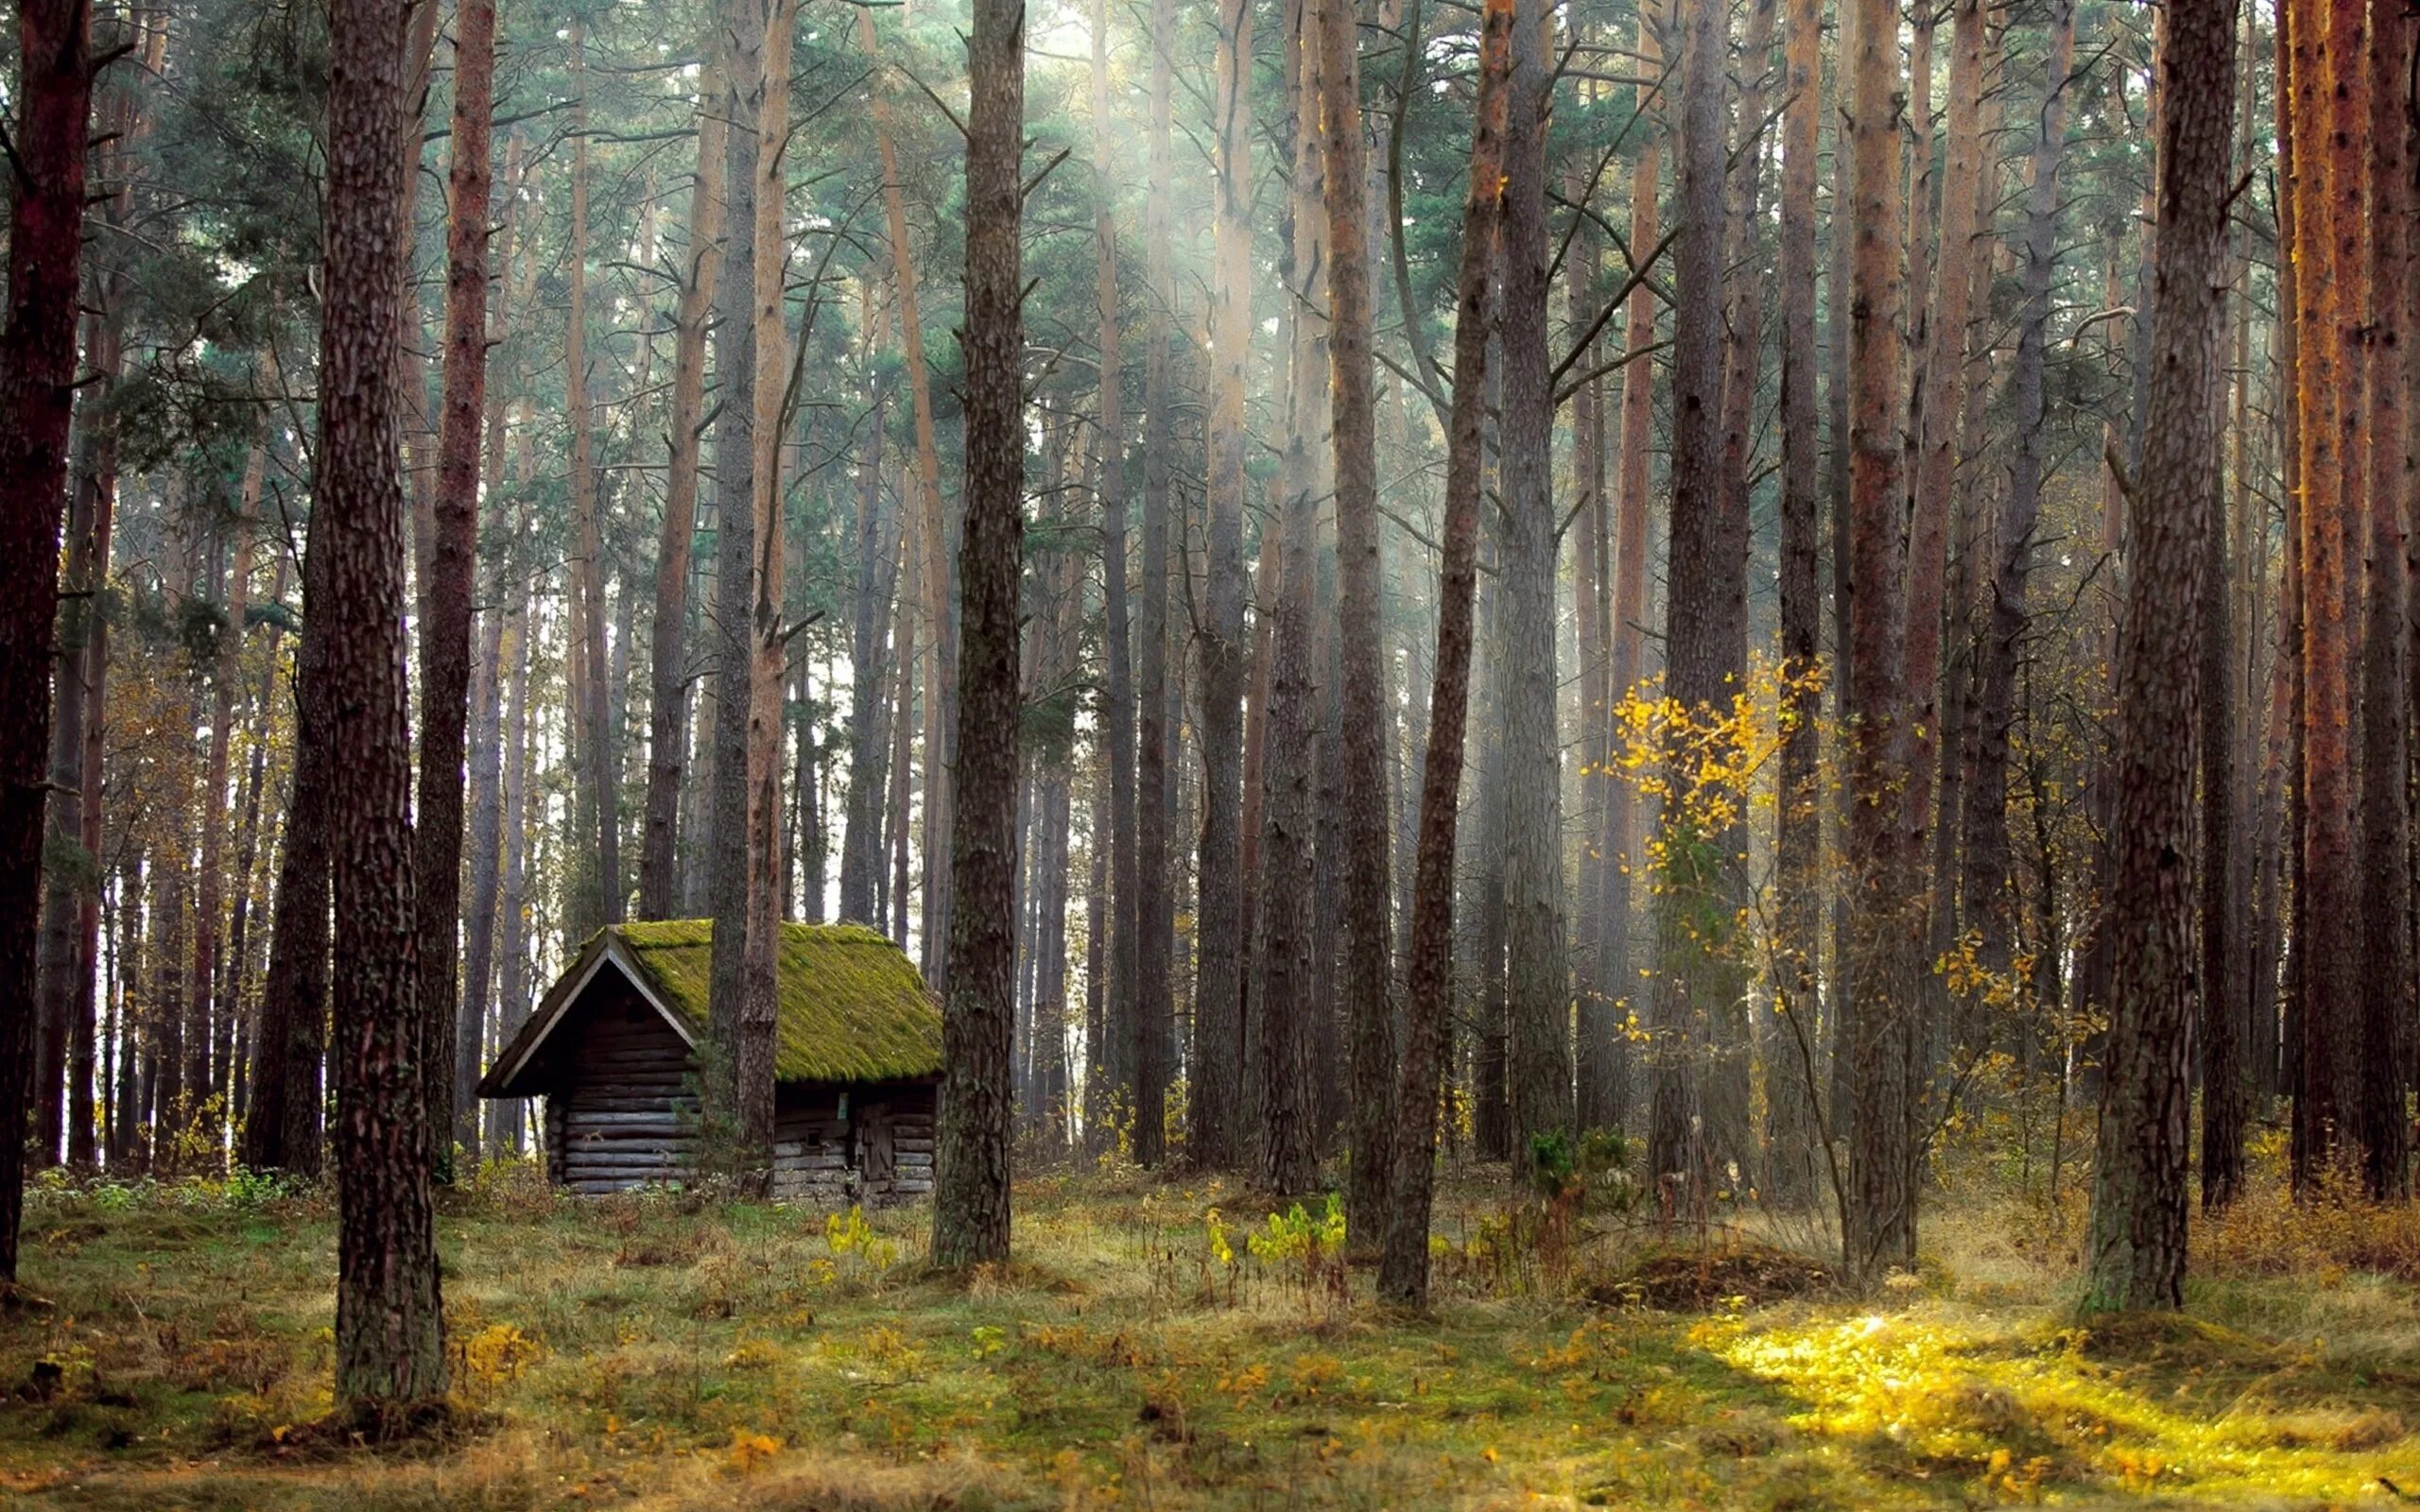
xmin=1253 ymin=0 xmax=1327 ymax=1192
xmin=641 ymin=82 xmax=728 ymax=921
xmin=2357 ymin=0 xmax=2411 ymax=1201
xmin=0 ymin=0 xmax=96 ymax=1261
xmin=1841 ymin=0 xmax=1920 ymax=1281
xmin=933 ymin=0 xmax=1023 ymax=1268
xmin=1646 ymin=0 xmax=1740 ymax=1204
xmin=415 ymin=0 xmax=495 ymax=1168
xmin=2287 ymin=0 xmax=2360 ymax=1190
xmin=727 ymin=0 xmax=797 ymax=1192
xmin=1499 ymin=0 xmax=1570 ymax=1162
xmin=318 ymin=0 xmax=444 ymax=1413
xmin=1319 ymin=0 xmax=1396 ymax=1242
xmin=2082 ymin=0 xmax=2233 ymax=1311
xmin=1379 ymin=0 xmax=1509 ymax=1307
xmin=706 ymin=0 xmax=768 ymax=1180
xmin=249 ymin=523 xmax=333 ymax=1177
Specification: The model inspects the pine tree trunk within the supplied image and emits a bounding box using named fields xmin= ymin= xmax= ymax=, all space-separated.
xmin=706 ymin=0 xmax=767 ymax=1178
xmin=1647 ymin=0 xmax=1740 ymax=1203
xmin=838 ymin=311 xmax=897 ymax=925
xmin=1191 ymin=0 xmax=1256 ymax=1173
xmin=851 ymin=5 xmax=957 ymax=990
xmin=1256 ymin=18 xmax=1326 ymax=1187
xmin=734 ymin=0 xmax=797 ymax=1191
xmin=2082 ymin=0 xmax=2234 ymax=1311
xmin=1380 ymin=0 xmax=1510 ymax=1305
xmin=1318 ymin=0 xmax=1396 ymax=1239
xmin=934 ymin=0 xmax=1023 ymax=1268
xmin=2356 ymin=0 xmax=2411 ymax=1200
xmin=563 ymin=26 xmax=618 ymax=934
xmin=458 ymin=596 xmax=505 ymax=1154
xmin=1768 ymin=0 xmax=1824 ymax=1210
xmin=1603 ymin=0 xmax=1662 ymax=1141
xmin=34 ymin=336 xmax=107 ymax=1168
xmin=415 ymin=0 xmax=495 ymax=1168
xmin=0 ymin=0 xmax=97 ymax=1262
xmin=641 ymin=81 xmax=728 ymax=921
xmin=1499 ymin=0 xmax=1570 ymax=1162
xmin=1965 ymin=0 xmax=2075 ymax=988
xmin=2288 ymin=0 xmax=2360 ymax=1190
xmin=1842 ymin=0 xmax=1920 ymax=1280
xmin=1706 ymin=0 xmax=1773 ymax=1175
xmin=318 ymin=0 xmax=444 ymax=1412
xmin=1090 ymin=0 xmax=1141 ymax=1168
xmin=488 ymin=599 xmax=533 ymax=1155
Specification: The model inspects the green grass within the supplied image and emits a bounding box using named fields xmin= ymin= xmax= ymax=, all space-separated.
xmin=0 ymin=1164 xmax=2413 ymax=1509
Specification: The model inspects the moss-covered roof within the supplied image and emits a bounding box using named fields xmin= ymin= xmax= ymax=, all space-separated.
xmin=570 ymin=920 xmax=940 ymax=1084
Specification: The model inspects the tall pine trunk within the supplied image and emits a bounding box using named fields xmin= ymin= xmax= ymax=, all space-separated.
xmin=1646 ymin=0 xmax=1740 ymax=1203
xmin=1842 ymin=0 xmax=1920 ymax=1280
xmin=1132 ymin=0 xmax=1179 ymax=1163
xmin=641 ymin=76 xmax=728 ymax=920
xmin=1380 ymin=0 xmax=1510 ymax=1305
xmin=416 ymin=0 xmax=496 ymax=1166
xmin=1499 ymin=0 xmax=1571 ymax=1161
xmin=1193 ymin=0 xmax=1256 ymax=1172
xmin=2083 ymin=0 xmax=2234 ymax=1310
xmin=319 ymin=0 xmax=444 ymax=1413
xmin=933 ymin=0 xmax=1024 ymax=1268
xmin=1321 ymin=0 xmax=1396 ymax=1241
xmin=0 ymin=0 xmax=97 ymax=1270
xmin=1768 ymin=0 xmax=1824 ymax=1209
xmin=706 ymin=0 xmax=769 ymax=1181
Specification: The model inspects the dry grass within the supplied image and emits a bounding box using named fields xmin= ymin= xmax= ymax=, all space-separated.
xmin=0 ymin=1160 xmax=2413 ymax=1509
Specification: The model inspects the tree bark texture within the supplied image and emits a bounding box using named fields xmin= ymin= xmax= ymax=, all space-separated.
xmin=933 ymin=0 xmax=1023 ymax=1270
xmin=642 ymin=78 xmax=729 ymax=921
xmin=0 ymin=0 xmax=96 ymax=1274
xmin=1193 ymin=0 xmax=1255 ymax=1173
xmin=318 ymin=0 xmax=445 ymax=1414
xmin=1379 ymin=0 xmax=1508 ymax=1308
xmin=1842 ymin=0 xmax=1921 ymax=1281
xmin=2083 ymin=0 xmax=2234 ymax=1311
xmin=415 ymin=0 xmax=495 ymax=1166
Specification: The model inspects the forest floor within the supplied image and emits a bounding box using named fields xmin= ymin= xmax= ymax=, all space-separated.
xmin=0 ymin=1156 xmax=2415 ymax=1510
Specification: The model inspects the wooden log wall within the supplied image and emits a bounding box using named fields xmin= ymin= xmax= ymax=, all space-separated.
xmin=548 ymin=993 xmax=700 ymax=1195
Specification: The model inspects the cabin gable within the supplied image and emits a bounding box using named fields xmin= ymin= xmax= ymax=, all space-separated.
xmin=534 ymin=974 xmax=700 ymax=1195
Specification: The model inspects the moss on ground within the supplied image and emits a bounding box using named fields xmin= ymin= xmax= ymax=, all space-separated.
xmin=0 ymin=1166 xmax=2411 ymax=1510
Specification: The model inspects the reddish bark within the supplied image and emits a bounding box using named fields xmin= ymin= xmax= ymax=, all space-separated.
xmin=0 ymin=0 xmax=98 ymax=1280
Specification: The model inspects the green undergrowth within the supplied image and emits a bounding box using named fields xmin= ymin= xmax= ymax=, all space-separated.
xmin=0 ymin=1163 xmax=2412 ymax=1510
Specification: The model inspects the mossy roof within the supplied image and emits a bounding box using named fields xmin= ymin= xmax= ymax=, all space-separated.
xmin=611 ymin=920 xmax=942 ymax=1084
xmin=482 ymin=921 xmax=941 ymax=1093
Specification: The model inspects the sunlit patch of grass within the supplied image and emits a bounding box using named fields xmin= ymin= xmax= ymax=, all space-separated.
xmin=1710 ymin=1297 xmax=2420 ymax=1503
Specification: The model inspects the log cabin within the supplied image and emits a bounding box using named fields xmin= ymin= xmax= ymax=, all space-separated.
xmin=477 ymin=920 xmax=942 ymax=1202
